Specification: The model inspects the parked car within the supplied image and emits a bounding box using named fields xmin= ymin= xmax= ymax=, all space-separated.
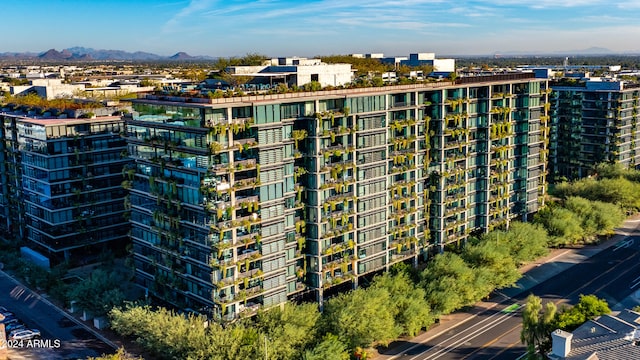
xmin=2 ymin=318 xmax=20 ymax=327
xmin=5 ymin=322 xmax=26 ymax=334
xmin=8 ymin=329 xmax=40 ymax=341
xmin=0 ymin=314 xmax=17 ymax=323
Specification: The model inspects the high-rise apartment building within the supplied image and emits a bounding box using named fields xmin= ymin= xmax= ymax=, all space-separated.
xmin=0 ymin=114 xmax=23 ymax=239
xmin=127 ymin=73 xmax=549 ymax=319
xmin=549 ymin=77 xmax=640 ymax=179
xmin=0 ymin=111 xmax=131 ymax=266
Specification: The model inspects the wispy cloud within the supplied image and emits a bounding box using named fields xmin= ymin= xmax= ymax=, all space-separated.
xmin=163 ymin=0 xmax=217 ymax=33
xmin=151 ymin=0 xmax=639 ymax=56
xmin=486 ymin=0 xmax=605 ymax=8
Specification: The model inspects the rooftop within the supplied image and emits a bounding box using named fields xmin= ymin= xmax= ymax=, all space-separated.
xmin=550 ymin=309 xmax=640 ymax=360
xmin=132 ymin=72 xmax=539 ymax=107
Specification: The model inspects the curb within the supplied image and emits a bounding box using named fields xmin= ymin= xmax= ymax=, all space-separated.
xmin=0 ymin=269 xmax=119 ymax=351
xmin=375 ymin=217 xmax=640 ymax=359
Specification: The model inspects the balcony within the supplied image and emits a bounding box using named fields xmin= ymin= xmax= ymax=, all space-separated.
xmin=234 ymin=176 xmax=259 ymax=190
xmin=237 ymin=249 xmax=260 ymax=262
xmin=233 ymin=137 xmax=258 ymax=148
xmin=236 ymin=195 xmax=259 ymax=205
xmin=234 ymin=158 xmax=257 ymax=170
xmin=210 ymin=163 xmax=231 ymax=174
xmin=238 ymin=268 xmax=262 ymax=279
xmin=238 ymin=302 xmax=260 ymax=317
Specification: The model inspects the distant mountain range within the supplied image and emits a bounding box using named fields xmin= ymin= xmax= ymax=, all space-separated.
xmin=0 ymin=47 xmax=215 ymax=61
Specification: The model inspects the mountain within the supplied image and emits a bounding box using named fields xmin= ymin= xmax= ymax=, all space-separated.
xmin=0 ymin=47 xmax=214 ymax=61
xmin=169 ymin=52 xmax=195 ymax=60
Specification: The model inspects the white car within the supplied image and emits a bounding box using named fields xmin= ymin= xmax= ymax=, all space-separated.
xmin=8 ymin=329 xmax=41 ymax=340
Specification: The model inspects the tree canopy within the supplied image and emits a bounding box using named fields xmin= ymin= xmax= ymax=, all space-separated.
xmin=521 ymin=294 xmax=557 ymax=358
xmin=321 ymin=287 xmax=398 ymax=349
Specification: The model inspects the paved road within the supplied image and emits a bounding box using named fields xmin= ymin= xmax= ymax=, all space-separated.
xmin=0 ymin=271 xmax=115 ymax=359
xmin=387 ymin=233 xmax=640 ymax=360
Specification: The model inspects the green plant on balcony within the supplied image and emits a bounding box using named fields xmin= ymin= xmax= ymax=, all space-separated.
xmin=323 ymin=202 xmax=330 ymax=214
xmin=293 ymin=166 xmax=308 ymax=183
xmin=242 ymin=219 xmax=252 ymax=233
xmin=291 ymin=129 xmax=308 ymax=150
xmin=210 ymin=141 xmax=224 ymax=154
xmin=296 ymin=185 xmax=303 ymax=202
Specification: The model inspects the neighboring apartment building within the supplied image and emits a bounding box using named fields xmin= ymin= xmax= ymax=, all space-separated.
xmin=549 ymin=76 xmax=640 ymax=179
xmin=0 ymin=115 xmax=23 ymax=239
xmin=126 ymin=72 xmax=549 ymax=320
xmin=0 ymin=110 xmax=131 ymax=266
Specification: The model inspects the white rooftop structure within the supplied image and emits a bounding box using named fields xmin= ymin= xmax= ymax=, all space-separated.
xmin=226 ymin=57 xmax=353 ymax=88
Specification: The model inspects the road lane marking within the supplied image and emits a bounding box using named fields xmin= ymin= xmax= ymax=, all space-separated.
xmin=389 ymin=232 xmax=640 ymax=360
xmin=387 ymin=303 xmax=522 ymax=360
xmin=613 ymin=239 xmax=634 ymax=251
xmin=408 ymin=311 xmax=521 ymax=360
xmin=461 ymin=324 xmax=522 ymax=360
xmin=485 ymin=337 xmax=524 ymax=360
xmin=414 ymin=251 xmax=640 ymax=360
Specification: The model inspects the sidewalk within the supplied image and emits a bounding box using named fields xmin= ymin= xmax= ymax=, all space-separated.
xmin=373 ymin=215 xmax=640 ymax=359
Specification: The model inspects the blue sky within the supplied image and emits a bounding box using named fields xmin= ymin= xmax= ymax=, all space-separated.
xmin=4 ymin=0 xmax=640 ymax=57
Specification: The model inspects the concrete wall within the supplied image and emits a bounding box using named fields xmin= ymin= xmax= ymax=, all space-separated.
xmin=433 ymin=59 xmax=455 ymax=73
xmin=296 ymin=64 xmax=352 ymax=87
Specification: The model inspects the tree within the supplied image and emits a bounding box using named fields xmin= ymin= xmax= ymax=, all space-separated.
xmin=322 ymin=287 xmax=398 ymax=349
xmin=87 ymin=348 xmax=143 ymax=360
xmin=553 ymin=177 xmax=640 ymax=211
xmin=501 ymin=222 xmax=549 ymax=265
xmin=318 ymin=55 xmax=392 ymax=76
xmin=421 ymin=252 xmax=482 ymax=314
xmin=370 ymin=272 xmax=435 ymax=336
xmin=521 ymin=295 xmax=557 ymax=358
xmin=220 ymin=71 xmax=253 ymax=88
xmin=534 ymin=206 xmax=584 ymax=246
xmin=462 ymin=242 xmax=521 ymax=290
xmin=255 ymin=303 xmax=320 ymax=360
xmin=554 ymin=294 xmax=610 ymax=331
xmin=110 ymin=304 xmax=265 ymax=360
xmin=110 ymin=305 xmax=208 ymax=359
xmin=302 ymin=334 xmax=350 ymax=360
xmin=70 ymin=268 xmax=127 ymax=317
xmin=564 ymin=196 xmax=625 ymax=240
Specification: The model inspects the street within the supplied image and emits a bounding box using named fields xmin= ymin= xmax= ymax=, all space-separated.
xmin=383 ymin=228 xmax=640 ymax=360
xmin=0 ymin=271 xmax=115 ymax=359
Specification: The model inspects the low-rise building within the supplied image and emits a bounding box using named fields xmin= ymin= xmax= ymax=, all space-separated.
xmin=225 ymin=57 xmax=353 ymax=88
xmin=549 ymin=309 xmax=640 ymax=359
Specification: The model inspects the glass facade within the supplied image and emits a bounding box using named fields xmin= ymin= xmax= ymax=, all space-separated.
xmin=549 ymin=82 xmax=640 ymax=179
xmin=0 ymin=114 xmax=131 ymax=265
xmin=128 ymin=73 xmax=549 ymax=319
